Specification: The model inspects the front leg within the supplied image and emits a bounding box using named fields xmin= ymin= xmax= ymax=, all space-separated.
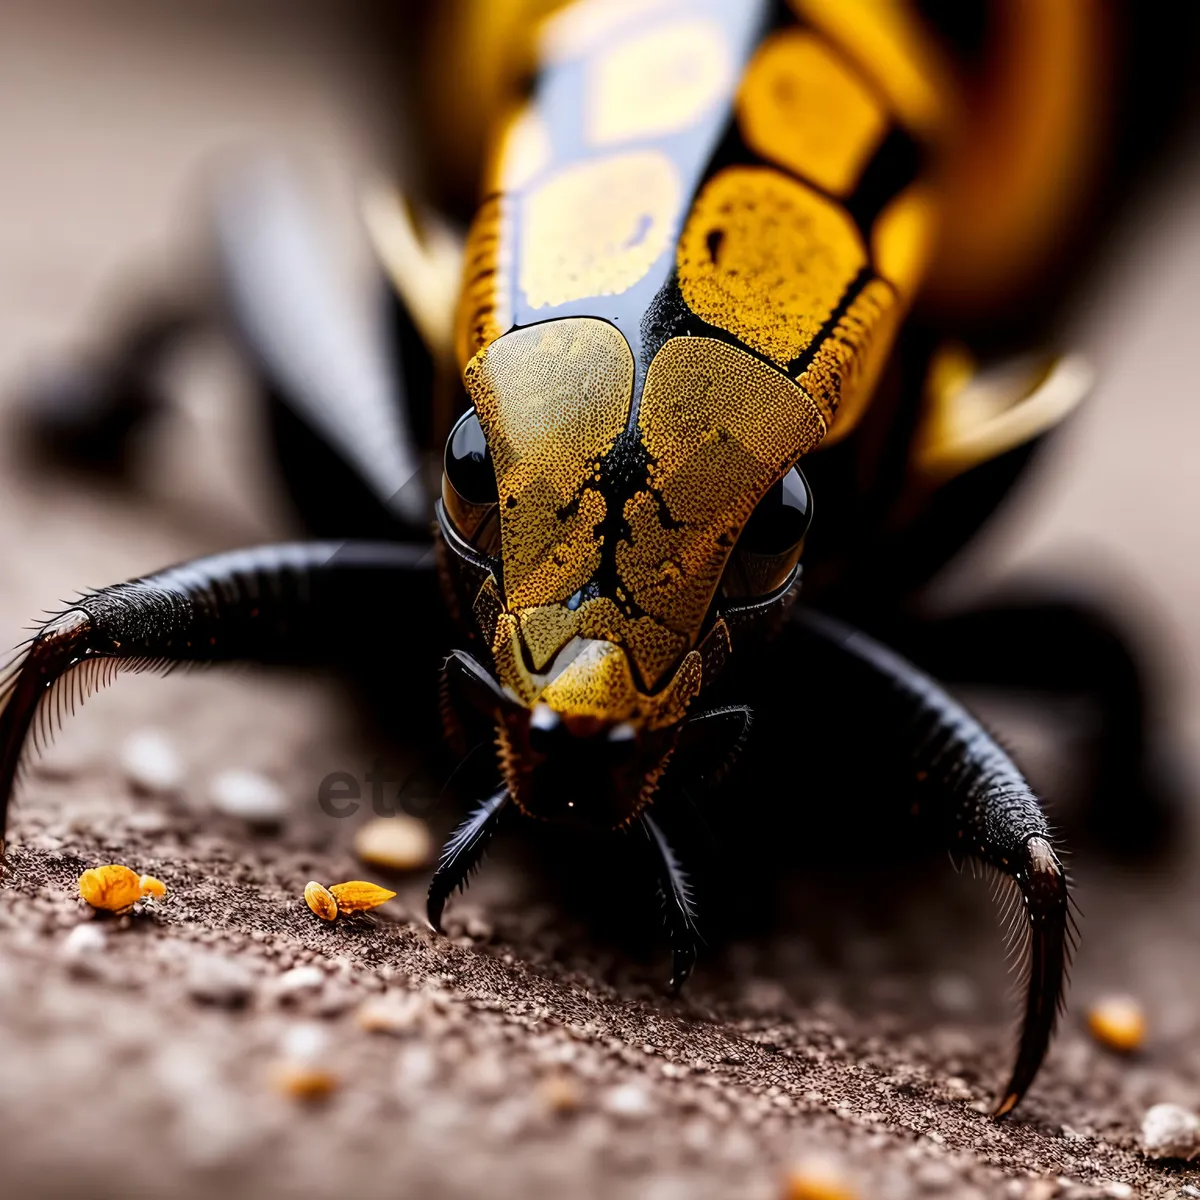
xmin=788 ymin=609 xmax=1073 ymax=1116
xmin=640 ymin=812 xmax=700 ymax=994
xmin=887 ymin=591 xmax=1175 ymax=855
xmin=426 ymin=788 xmax=511 ymax=933
xmin=0 ymin=540 xmax=439 ymax=842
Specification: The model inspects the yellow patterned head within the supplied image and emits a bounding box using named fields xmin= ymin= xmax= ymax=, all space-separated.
xmin=441 ymin=313 xmax=822 ymax=826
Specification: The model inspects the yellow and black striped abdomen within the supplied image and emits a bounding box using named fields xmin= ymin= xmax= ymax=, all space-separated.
xmin=459 ymin=0 xmax=944 ymax=418
xmin=457 ymin=0 xmax=949 ymax=703
xmin=652 ymin=1 xmax=945 ymax=438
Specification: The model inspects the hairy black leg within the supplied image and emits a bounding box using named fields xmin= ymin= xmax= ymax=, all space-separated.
xmin=672 ymin=706 xmax=754 ymax=792
xmin=0 ymin=541 xmax=439 ymax=844
xmin=426 ymin=789 xmax=510 ymax=932
xmin=791 ymin=609 xmax=1073 ymax=1116
xmin=640 ymin=812 xmax=700 ymax=994
xmin=890 ymin=593 xmax=1175 ymax=855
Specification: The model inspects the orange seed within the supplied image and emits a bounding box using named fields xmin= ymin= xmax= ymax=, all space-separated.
xmin=272 ymin=1062 xmax=339 ymax=1100
xmin=78 ymin=864 xmax=144 ymax=912
xmin=1087 ymin=995 xmax=1146 ymax=1054
xmin=138 ymin=874 xmax=167 ymax=899
xmin=304 ymin=881 xmax=338 ymax=921
xmin=783 ymin=1158 xmax=860 ymax=1200
xmin=329 ymin=881 xmax=397 ymax=914
xmin=539 ymin=1073 xmax=582 ymax=1115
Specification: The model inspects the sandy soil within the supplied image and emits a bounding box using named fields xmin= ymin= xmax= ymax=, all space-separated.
xmin=2 ymin=5 xmax=1200 ymax=1198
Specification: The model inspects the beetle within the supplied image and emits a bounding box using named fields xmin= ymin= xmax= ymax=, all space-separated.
xmin=0 ymin=0 xmax=1188 ymax=1116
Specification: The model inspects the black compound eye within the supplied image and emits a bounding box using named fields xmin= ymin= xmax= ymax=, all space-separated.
xmin=442 ymin=409 xmax=501 ymax=551
xmin=444 ymin=409 xmax=498 ymax=506
xmin=739 ymin=467 xmax=812 ymax=555
xmin=721 ymin=466 xmax=812 ymax=600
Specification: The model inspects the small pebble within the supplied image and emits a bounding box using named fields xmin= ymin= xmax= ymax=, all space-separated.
xmin=464 ymin=913 xmax=494 ymax=941
xmin=1087 ymin=995 xmax=1146 ymax=1053
xmin=120 ymin=728 xmax=185 ymax=793
xmin=126 ymin=809 xmax=170 ymax=834
xmin=1142 ymin=1102 xmax=1200 ymax=1161
xmin=601 ymin=1082 xmax=654 ymax=1120
xmin=782 ymin=1158 xmax=859 ymax=1200
xmin=273 ymin=1061 xmax=338 ymax=1100
xmin=461 ymin=1052 xmax=508 ymax=1099
xmin=913 ymin=1161 xmax=956 ymax=1190
xmin=210 ymin=769 xmax=288 ymax=824
xmin=314 ymin=985 xmax=356 ymax=1018
xmin=538 ymin=1073 xmax=582 ymax=1115
xmin=60 ymin=922 xmax=107 ymax=960
xmin=354 ymin=816 xmax=434 ymax=872
xmin=395 ymin=1043 xmax=439 ymax=1088
xmin=272 ymin=1023 xmax=338 ymax=1098
xmin=186 ymin=954 xmax=256 ymax=1008
xmin=275 ymin=965 xmax=327 ymax=1001
xmin=281 ymin=1022 xmax=328 ymax=1063
xmin=356 ymin=994 xmax=422 ymax=1035
xmin=1023 ymin=1182 xmax=1058 ymax=1200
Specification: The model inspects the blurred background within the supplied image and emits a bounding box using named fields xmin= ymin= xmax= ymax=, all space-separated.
xmin=2 ymin=2 xmax=1200 ymax=1198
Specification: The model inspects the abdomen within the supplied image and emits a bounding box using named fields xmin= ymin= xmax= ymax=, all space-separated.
xmin=456 ymin=0 xmax=946 ymax=447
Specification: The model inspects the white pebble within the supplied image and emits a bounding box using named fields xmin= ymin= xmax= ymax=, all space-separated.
xmin=356 ymin=993 xmax=422 ymax=1035
xmin=210 ymin=769 xmax=288 ymax=824
xmin=61 ymin=922 xmax=107 ymax=959
xmin=281 ymin=1022 xmax=328 ymax=1065
xmin=173 ymin=1095 xmax=262 ymax=1169
xmin=395 ymin=1043 xmax=439 ymax=1088
xmin=913 ymin=1161 xmax=956 ymax=1190
xmin=154 ymin=1043 xmax=218 ymax=1097
xmin=314 ymin=985 xmax=355 ymax=1018
xmin=460 ymin=1053 xmax=508 ymax=1100
xmin=1141 ymin=1102 xmax=1200 ymax=1161
xmin=185 ymin=954 xmax=256 ymax=1007
xmin=120 ymin=729 xmax=185 ymax=793
xmin=601 ymin=1082 xmax=655 ymax=1120
xmin=274 ymin=965 xmax=326 ymax=1000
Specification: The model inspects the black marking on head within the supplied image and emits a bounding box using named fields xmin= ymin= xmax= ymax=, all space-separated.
xmin=553 ymin=430 xmax=687 ymax=631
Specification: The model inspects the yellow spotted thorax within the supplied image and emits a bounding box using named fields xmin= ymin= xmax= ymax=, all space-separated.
xmin=455 ymin=0 xmax=947 ymax=725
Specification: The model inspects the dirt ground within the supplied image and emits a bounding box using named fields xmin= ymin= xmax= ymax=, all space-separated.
xmin=3 ymin=4 xmax=1200 ymax=1198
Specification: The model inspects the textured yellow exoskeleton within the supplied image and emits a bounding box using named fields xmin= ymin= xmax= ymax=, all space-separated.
xmin=453 ymin=0 xmax=947 ymax=728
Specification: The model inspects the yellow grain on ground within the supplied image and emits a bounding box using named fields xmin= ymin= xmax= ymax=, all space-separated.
xmin=303 ymin=881 xmax=339 ymax=922
xmin=272 ymin=1063 xmax=339 ymax=1101
xmin=1087 ymin=995 xmax=1146 ymax=1053
xmin=783 ymin=1157 xmax=859 ymax=1200
xmin=78 ymin=865 xmax=145 ymax=912
xmin=539 ymin=1073 xmax=582 ymax=1115
xmin=353 ymin=816 xmax=435 ymax=872
xmin=328 ymin=881 xmax=397 ymax=914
